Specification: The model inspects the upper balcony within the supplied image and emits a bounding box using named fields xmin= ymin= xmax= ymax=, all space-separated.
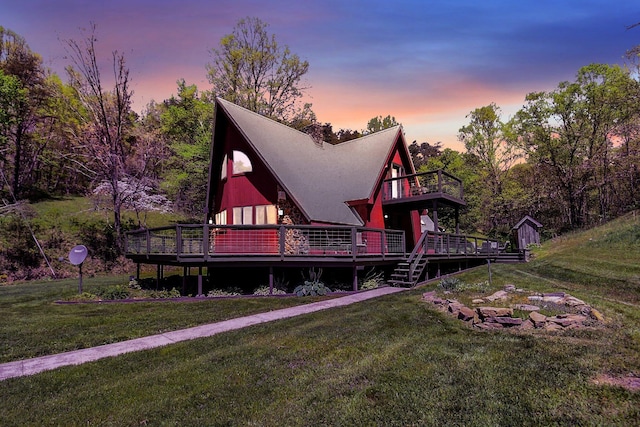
xmin=382 ymin=169 xmax=465 ymax=210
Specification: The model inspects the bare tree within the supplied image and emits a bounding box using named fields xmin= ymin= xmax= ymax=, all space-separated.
xmin=63 ymin=23 xmax=134 ymax=250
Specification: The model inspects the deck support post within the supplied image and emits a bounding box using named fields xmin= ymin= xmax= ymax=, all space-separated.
xmin=156 ymin=264 xmax=161 ymax=289
xmin=352 ymin=266 xmax=358 ymax=291
xmin=436 ymin=263 xmax=441 ymax=278
xmin=136 ymin=263 xmax=140 ymax=280
xmin=182 ymin=266 xmax=188 ymax=295
xmin=269 ymin=267 xmax=274 ymax=295
xmin=432 ymin=200 xmax=439 ymax=233
xmin=197 ymin=266 xmax=203 ymax=297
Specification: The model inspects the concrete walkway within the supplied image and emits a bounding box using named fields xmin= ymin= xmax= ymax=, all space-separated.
xmin=0 ymin=286 xmax=406 ymax=381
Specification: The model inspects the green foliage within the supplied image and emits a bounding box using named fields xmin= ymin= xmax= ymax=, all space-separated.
xmin=207 ymin=287 xmax=242 ymax=297
xmin=74 ymin=218 xmax=122 ymax=265
xmin=253 ymin=285 xmax=287 ymax=296
xmin=437 ymin=276 xmax=463 ymax=292
xmin=294 ymin=267 xmax=331 ymax=296
xmin=97 ymin=284 xmax=130 ymax=300
xmin=207 ymin=17 xmax=311 ymax=124
xmin=148 ymin=287 xmax=182 ymax=299
xmin=366 ymin=114 xmax=399 ymax=133
xmin=359 ymin=268 xmax=385 ymax=290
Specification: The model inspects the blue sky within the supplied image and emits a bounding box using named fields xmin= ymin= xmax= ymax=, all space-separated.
xmin=3 ymin=0 xmax=638 ymax=150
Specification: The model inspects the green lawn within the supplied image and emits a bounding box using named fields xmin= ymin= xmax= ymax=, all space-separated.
xmin=0 ymin=212 xmax=639 ymax=425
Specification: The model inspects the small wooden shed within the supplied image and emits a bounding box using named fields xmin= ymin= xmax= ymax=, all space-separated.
xmin=512 ymin=215 xmax=542 ymax=250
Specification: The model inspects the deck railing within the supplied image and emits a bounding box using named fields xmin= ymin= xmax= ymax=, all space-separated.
xmin=412 ymin=230 xmax=505 ymax=258
xmin=382 ymin=169 xmax=463 ymax=202
xmin=125 ymin=224 xmax=406 ymax=259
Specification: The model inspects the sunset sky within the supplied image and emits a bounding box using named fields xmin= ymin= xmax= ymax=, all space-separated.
xmin=3 ymin=0 xmax=639 ymax=150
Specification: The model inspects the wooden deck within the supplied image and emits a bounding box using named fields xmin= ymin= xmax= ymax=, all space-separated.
xmin=382 ymin=169 xmax=466 ymax=209
xmin=125 ymin=224 xmax=515 ymax=267
xmin=125 ymin=224 xmax=407 ymax=267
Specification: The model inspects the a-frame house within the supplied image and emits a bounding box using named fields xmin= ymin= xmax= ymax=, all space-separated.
xmin=125 ymin=98 xmax=509 ymax=294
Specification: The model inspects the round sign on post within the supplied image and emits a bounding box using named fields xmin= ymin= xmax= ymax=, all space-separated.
xmin=68 ymin=245 xmax=88 ymax=294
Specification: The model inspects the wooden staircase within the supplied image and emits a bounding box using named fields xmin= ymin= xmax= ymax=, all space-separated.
xmin=388 ymin=231 xmax=430 ymax=287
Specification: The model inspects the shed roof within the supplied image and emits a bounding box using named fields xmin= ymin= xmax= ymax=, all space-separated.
xmin=513 ymin=215 xmax=543 ymax=230
xmin=215 ymin=98 xmax=407 ymax=225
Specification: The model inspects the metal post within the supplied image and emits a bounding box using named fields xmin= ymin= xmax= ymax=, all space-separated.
xmin=487 ymin=259 xmax=492 ymax=285
xmin=197 ymin=266 xmax=203 ymax=297
xmin=78 ymin=263 xmax=83 ymax=294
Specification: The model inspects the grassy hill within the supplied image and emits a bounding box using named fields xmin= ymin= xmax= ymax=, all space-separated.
xmin=0 ymin=212 xmax=639 ymax=425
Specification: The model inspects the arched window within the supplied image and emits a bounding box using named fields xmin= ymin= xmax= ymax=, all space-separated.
xmin=232 ymin=150 xmax=252 ymax=174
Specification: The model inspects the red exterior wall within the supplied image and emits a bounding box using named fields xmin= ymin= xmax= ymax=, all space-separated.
xmin=214 ymin=125 xmax=278 ymax=223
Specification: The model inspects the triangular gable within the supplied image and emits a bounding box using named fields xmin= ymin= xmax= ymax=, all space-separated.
xmin=210 ymin=98 xmax=407 ymax=225
xmin=513 ymin=215 xmax=542 ymax=230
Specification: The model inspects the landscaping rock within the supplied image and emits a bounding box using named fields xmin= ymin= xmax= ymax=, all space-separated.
xmin=477 ymin=307 xmax=513 ymax=319
xmin=474 ymin=322 xmax=504 ymax=330
xmin=544 ymin=322 xmax=563 ymax=332
xmin=520 ymin=319 xmax=535 ymax=330
xmin=504 ymin=284 xmax=516 ymax=292
xmin=421 ymin=288 xmax=602 ymax=333
xmin=492 ymin=316 xmax=523 ymax=326
xmin=589 ymin=308 xmax=605 ymax=322
xmin=529 ymin=311 xmax=547 ymax=328
xmin=458 ymin=306 xmax=476 ymax=322
xmin=485 ymin=290 xmax=509 ymax=302
xmin=513 ymin=304 xmax=540 ymax=312
xmin=422 ymin=291 xmax=437 ymax=301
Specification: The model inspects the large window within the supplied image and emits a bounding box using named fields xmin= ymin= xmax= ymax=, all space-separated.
xmin=255 ymin=205 xmax=277 ymax=225
xmin=232 ymin=150 xmax=252 ymax=174
xmin=232 ymin=206 xmax=253 ymax=225
xmin=230 ymin=205 xmax=277 ymax=225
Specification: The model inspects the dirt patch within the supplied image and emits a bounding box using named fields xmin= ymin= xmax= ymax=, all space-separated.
xmin=593 ymin=374 xmax=640 ymax=392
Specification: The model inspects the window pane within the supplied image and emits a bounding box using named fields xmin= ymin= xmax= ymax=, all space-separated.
xmin=243 ymin=206 xmax=253 ymax=224
xmin=255 ymin=206 xmax=266 ymax=225
xmin=232 ymin=151 xmax=252 ymax=174
xmin=221 ymin=155 xmax=227 ymax=179
xmin=266 ymin=205 xmax=277 ymax=224
xmin=232 ymin=207 xmax=242 ymax=225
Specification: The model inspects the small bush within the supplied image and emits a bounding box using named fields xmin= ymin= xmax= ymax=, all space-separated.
xmin=98 ymin=284 xmax=130 ymax=300
xmin=253 ymin=286 xmax=287 ymax=296
xmin=207 ymin=288 xmax=242 ymax=297
xmin=359 ymin=268 xmax=385 ymax=290
xmin=294 ymin=267 xmax=331 ymax=296
xmin=437 ymin=276 xmax=463 ymax=292
xmin=149 ymin=287 xmax=182 ymax=299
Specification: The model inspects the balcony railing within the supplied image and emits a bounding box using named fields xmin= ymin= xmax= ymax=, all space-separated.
xmin=412 ymin=231 xmax=505 ymax=258
xmin=382 ymin=169 xmax=463 ymax=203
xmin=125 ymin=224 xmax=406 ymax=259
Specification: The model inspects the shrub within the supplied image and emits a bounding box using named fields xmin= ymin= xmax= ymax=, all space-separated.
xmin=294 ymin=268 xmax=331 ymax=296
xmin=437 ymin=276 xmax=463 ymax=292
xmin=149 ymin=287 xmax=182 ymax=299
xmin=360 ymin=268 xmax=385 ymax=290
xmin=98 ymin=284 xmax=130 ymax=300
xmin=253 ymin=286 xmax=287 ymax=296
xmin=207 ymin=288 xmax=242 ymax=297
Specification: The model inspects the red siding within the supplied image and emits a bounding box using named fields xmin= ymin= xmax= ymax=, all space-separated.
xmin=215 ymin=124 xmax=279 ymax=222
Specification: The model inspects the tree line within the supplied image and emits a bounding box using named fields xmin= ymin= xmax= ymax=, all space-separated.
xmin=1 ymin=17 xmax=639 ymax=278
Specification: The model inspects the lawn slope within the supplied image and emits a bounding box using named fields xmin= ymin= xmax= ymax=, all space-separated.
xmin=0 ymin=212 xmax=639 ymax=425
